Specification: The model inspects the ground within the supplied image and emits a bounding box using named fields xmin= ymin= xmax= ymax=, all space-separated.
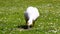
xmin=0 ymin=0 xmax=60 ymax=34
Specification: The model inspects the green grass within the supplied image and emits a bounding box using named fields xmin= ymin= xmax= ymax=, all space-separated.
xmin=0 ymin=0 xmax=60 ymax=34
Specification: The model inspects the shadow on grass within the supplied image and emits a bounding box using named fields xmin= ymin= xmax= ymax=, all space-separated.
xmin=17 ymin=25 xmax=28 ymax=29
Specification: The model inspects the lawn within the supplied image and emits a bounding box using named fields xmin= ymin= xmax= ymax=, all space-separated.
xmin=0 ymin=0 xmax=60 ymax=34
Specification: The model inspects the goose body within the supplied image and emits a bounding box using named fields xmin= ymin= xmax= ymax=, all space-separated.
xmin=24 ymin=6 xmax=39 ymax=28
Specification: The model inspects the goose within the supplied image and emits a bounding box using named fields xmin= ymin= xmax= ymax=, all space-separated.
xmin=24 ymin=6 xmax=39 ymax=28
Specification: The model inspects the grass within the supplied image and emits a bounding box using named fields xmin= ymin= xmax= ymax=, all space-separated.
xmin=0 ymin=0 xmax=60 ymax=34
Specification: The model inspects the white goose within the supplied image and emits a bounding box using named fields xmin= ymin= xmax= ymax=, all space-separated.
xmin=24 ymin=6 xmax=39 ymax=28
